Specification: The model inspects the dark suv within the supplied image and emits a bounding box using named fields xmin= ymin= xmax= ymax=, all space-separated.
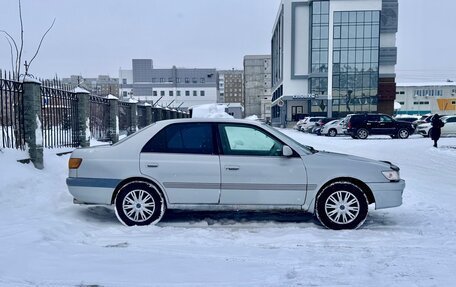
xmin=345 ymin=113 xmax=415 ymax=139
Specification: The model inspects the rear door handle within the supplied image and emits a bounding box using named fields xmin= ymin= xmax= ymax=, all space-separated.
xmin=225 ymin=165 xmax=240 ymax=171
xmin=147 ymin=163 xmax=159 ymax=168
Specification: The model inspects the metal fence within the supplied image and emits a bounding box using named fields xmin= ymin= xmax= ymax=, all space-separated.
xmin=90 ymin=95 xmax=110 ymax=141
xmin=0 ymin=71 xmax=25 ymax=149
xmin=40 ymin=80 xmax=80 ymax=148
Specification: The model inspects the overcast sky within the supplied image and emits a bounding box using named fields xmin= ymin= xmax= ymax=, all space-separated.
xmin=1 ymin=0 xmax=455 ymax=83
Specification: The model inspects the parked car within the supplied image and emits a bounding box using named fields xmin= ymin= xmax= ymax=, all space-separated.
xmin=413 ymin=114 xmax=432 ymax=127
xmin=321 ymin=119 xmax=345 ymax=137
xmin=300 ymin=117 xmax=326 ymax=132
xmin=416 ymin=115 xmax=456 ymax=137
xmin=312 ymin=118 xmax=336 ymax=134
xmin=67 ymin=118 xmax=405 ymax=230
xmin=294 ymin=118 xmax=308 ymax=130
xmin=393 ymin=115 xmax=421 ymax=128
xmin=345 ymin=113 xmax=415 ymax=139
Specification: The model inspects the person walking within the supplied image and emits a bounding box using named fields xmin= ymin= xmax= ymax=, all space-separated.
xmin=430 ymin=114 xmax=444 ymax=148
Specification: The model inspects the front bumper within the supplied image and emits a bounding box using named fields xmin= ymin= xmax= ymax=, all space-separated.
xmin=367 ymin=179 xmax=405 ymax=210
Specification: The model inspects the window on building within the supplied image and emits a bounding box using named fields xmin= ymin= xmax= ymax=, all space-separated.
xmin=200 ymin=91 xmax=205 ymax=96
xmin=177 ymin=91 xmax=181 ymax=97
xmin=123 ymin=91 xmax=128 ymax=97
xmin=192 ymin=78 xmax=197 ymax=83
xmin=160 ymin=91 xmax=165 ymax=97
xmin=169 ymin=91 xmax=174 ymax=97
xmin=185 ymin=90 xmax=190 ymax=96
xmin=193 ymin=91 xmax=197 ymax=96
xmin=153 ymin=91 xmax=158 ymax=97
xmin=122 ymin=79 xmax=127 ymax=85
xmin=200 ymin=78 xmax=205 ymax=83
xmin=160 ymin=78 xmax=164 ymax=83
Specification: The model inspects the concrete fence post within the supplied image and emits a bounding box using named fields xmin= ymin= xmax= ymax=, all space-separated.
xmin=106 ymin=95 xmax=119 ymax=143
xmin=74 ymin=87 xmax=90 ymax=148
xmin=126 ymin=99 xmax=138 ymax=135
xmin=23 ymin=77 xmax=43 ymax=169
xmin=142 ymin=103 xmax=153 ymax=126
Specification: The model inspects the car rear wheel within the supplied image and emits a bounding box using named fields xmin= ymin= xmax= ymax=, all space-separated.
xmin=115 ymin=181 xmax=166 ymax=226
xmin=356 ymin=128 xmax=369 ymax=139
xmin=316 ymin=182 xmax=369 ymax=230
xmin=328 ymin=129 xmax=337 ymax=137
xmin=398 ymin=128 xmax=410 ymax=139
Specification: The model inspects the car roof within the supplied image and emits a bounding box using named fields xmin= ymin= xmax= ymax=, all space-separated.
xmin=156 ymin=118 xmax=266 ymax=125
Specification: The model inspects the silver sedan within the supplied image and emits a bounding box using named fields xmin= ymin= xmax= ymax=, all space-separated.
xmin=67 ymin=118 xmax=405 ymax=230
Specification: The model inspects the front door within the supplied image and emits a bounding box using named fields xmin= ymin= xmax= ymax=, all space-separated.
xmin=140 ymin=123 xmax=220 ymax=204
xmin=217 ymin=123 xmax=307 ymax=205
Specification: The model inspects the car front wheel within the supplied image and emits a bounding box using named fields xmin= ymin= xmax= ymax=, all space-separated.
xmin=316 ymin=182 xmax=369 ymax=230
xmin=115 ymin=181 xmax=166 ymax=226
xmin=328 ymin=129 xmax=337 ymax=137
xmin=398 ymin=128 xmax=410 ymax=139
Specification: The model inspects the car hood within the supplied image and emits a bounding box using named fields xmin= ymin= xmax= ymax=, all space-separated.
xmin=315 ymin=150 xmax=391 ymax=168
xmin=418 ymin=123 xmax=431 ymax=128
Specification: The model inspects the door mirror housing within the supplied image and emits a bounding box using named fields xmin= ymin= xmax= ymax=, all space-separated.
xmin=283 ymin=145 xmax=293 ymax=157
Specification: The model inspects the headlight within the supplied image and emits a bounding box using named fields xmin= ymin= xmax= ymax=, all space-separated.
xmin=382 ymin=170 xmax=400 ymax=182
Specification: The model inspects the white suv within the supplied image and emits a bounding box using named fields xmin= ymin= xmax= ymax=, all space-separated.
xmin=67 ymin=118 xmax=405 ymax=230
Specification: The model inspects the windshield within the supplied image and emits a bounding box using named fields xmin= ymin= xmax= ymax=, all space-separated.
xmin=261 ymin=124 xmax=317 ymax=154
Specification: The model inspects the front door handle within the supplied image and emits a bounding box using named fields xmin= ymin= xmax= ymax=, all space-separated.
xmin=225 ymin=165 xmax=240 ymax=171
xmin=147 ymin=163 xmax=159 ymax=168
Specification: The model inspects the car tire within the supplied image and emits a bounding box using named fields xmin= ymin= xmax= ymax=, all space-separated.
xmin=114 ymin=181 xmax=166 ymax=226
xmin=397 ymin=128 xmax=410 ymax=139
xmin=316 ymin=182 xmax=369 ymax=230
xmin=356 ymin=128 xmax=369 ymax=139
xmin=328 ymin=129 xmax=337 ymax=137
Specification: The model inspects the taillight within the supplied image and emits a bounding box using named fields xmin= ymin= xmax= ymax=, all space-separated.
xmin=348 ymin=121 xmax=352 ymax=129
xmin=69 ymin=158 xmax=82 ymax=169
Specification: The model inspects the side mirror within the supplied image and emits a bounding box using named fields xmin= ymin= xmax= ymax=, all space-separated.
xmin=283 ymin=145 xmax=293 ymax=157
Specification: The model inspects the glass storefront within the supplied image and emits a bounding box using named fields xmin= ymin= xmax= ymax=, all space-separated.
xmin=332 ymin=10 xmax=380 ymax=114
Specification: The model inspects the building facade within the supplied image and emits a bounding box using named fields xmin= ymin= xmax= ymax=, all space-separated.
xmin=395 ymin=82 xmax=456 ymax=115
xmin=244 ymin=55 xmax=272 ymax=118
xmin=119 ymin=59 xmax=217 ymax=110
xmin=63 ymin=75 xmax=119 ymax=97
xmin=217 ymin=70 xmax=244 ymax=105
xmin=271 ymin=0 xmax=398 ymax=127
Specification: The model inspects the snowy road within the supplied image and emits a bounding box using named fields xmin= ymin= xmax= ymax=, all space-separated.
xmin=1 ymin=131 xmax=455 ymax=286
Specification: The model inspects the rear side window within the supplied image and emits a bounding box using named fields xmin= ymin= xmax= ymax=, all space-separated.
xmin=142 ymin=123 xmax=214 ymax=154
xmin=367 ymin=115 xmax=380 ymax=121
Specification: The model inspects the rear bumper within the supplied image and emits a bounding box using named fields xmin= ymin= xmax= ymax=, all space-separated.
xmin=66 ymin=177 xmax=119 ymax=205
xmin=367 ymin=179 xmax=405 ymax=210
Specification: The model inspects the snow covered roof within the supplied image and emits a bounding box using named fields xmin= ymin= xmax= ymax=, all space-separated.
xmin=105 ymin=94 xmax=118 ymax=100
xmin=73 ymin=87 xmax=90 ymax=94
xmin=397 ymin=82 xmax=456 ymax=87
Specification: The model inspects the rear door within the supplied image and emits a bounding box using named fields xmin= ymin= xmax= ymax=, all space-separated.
xmin=140 ymin=123 xmax=221 ymax=204
xmin=217 ymin=123 xmax=307 ymax=205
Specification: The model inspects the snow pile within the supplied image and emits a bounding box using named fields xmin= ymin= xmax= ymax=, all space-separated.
xmin=191 ymin=103 xmax=233 ymax=119
xmin=0 ymin=133 xmax=455 ymax=286
xmin=245 ymin=115 xmax=259 ymax=121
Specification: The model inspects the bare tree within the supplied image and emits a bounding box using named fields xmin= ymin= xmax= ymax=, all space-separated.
xmin=1 ymin=0 xmax=55 ymax=80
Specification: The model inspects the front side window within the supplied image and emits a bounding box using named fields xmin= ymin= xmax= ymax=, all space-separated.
xmin=380 ymin=115 xmax=393 ymax=122
xmin=142 ymin=123 xmax=214 ymax=154
xmin=218 ymin=124 xmax=283 ymax=156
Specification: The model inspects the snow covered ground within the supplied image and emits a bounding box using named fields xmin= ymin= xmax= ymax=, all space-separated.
xmin=0 ymin=131 xmax=455 ymax=287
